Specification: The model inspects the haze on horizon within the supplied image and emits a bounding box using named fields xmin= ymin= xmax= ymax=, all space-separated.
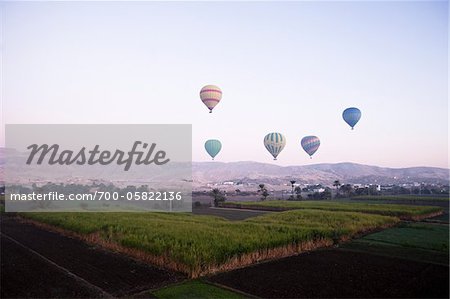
xmin=1 ymin=1 xmax=448 ymax=169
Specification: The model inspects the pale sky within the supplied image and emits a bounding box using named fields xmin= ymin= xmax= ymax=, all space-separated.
xmin=1 ymin=1 xmax=448 ymax=168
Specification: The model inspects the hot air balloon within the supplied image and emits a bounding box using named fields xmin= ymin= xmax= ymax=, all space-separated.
xmin=200 ymin=85 xmax=222 ymax=113
xmin=301 ymin=136 xmax=320 ymax=159
xmin=205 ymin=139 xmax=222 ymax=160
xmin=264 ymin=133 xmax=286 ymax=160
xmin=342 ymin=107 xmax=361 ymax=130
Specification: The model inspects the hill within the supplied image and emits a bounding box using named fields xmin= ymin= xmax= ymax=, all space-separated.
xmin=192 ymin=161 xmax=448 ymax=188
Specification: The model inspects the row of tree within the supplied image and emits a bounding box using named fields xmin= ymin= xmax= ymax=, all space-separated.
xmin=333 ymin=180 xmax=381 ymax=197
xmin=209 ymin=182 xmax=334 ymax=206
xmin=206 ymin=179 xmax=449 ymax=207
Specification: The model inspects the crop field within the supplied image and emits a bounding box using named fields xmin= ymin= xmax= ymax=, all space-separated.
xmin=21 ymin=209 xmax=398 ymax=277
xmin=221 ymin=200 xmax=442 ymax=219
xmin=193 ymin=206 xmax=269 ymax=220
xmin=152 ymin=280 xmax=244 ymax=299
xmin=355 ymin=222 xmax=449 ymax=252
xmin=350 ymin=223 xmax=449 ymax=256
xmin=351 ymin=195 xmax=449 ymax=202
xmin=340 ymin=222 xmax=449 ymax=266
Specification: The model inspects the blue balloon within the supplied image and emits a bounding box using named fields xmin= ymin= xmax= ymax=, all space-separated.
xmin=205 ymin=139 xmax=222 ymax=160
xmin=342 ymin=107 xmax=361 ymax=130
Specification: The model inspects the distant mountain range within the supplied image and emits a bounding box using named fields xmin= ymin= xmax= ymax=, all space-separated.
xmin=192 ymin=161 xmax=449 ymax=187
xmin=1 ymin=146 xmax=447 ymax=187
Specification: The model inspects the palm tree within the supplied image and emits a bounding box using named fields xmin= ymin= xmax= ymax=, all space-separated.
xmin=333 ymin=180 xmax=341 ymax=198
xmin=290 ymin=180 xmax=296 ymax=200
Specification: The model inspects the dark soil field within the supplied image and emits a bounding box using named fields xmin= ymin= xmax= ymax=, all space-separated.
xmin=0 ymin=215 xmax=183 ymax=298
xmin=208 ymin=248 xmax=449 ymax=298
xmin=1 ymin=235 xmax=107 ymax=298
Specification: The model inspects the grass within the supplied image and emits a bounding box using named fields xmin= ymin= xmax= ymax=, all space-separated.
xmin=351 ymin=195 xmax=449 ymax=202
xmin=153 ymin=280 xmax=244 ymax=299
xmin=341 ymin=222 xmax=449 ymax=265
xmin=221 ymin=200 xmax=442 ymax=219
xmin=22 ymin=209 xmax=398 ymax=277
xmin=361 ymin=222 xmax=449 ymax=252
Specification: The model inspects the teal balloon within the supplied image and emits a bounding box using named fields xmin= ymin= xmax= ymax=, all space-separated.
xmin=343 ymin=107 xmax=362 ymax=130
xmin=205 ymin=139 xmax=222 ymax=160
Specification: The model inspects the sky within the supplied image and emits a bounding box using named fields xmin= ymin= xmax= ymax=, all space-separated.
xmin=1 ymin=1 xmax=448 ymax=168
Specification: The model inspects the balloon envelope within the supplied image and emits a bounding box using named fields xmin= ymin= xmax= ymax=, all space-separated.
xmin=264 ymin=132 xmax=286 ymax=160
xmin=205 ymin=139 xmax=222 ymax=160
xmin=301 ymin=136 xmax=320 ymax=158
xmin=342 ymin=107 xmax=361 ymax=129
xmin=200 ymin=85 xmax=222 ymax=113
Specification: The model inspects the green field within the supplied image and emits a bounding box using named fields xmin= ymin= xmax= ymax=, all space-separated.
xmin=351 ymin=195 xmax=449 ymax=202
xmin=222 ymin=200 xmax=442 ymax=219
xmin=153 ymin=280 xmax=244 ymax=299
xmin=22 ymin=209 xmax=397 ymax=277
xmin=341 ymin=222 xmax=449 ymax=265
xmin=361 ymin=222 xmax=449 ymax=252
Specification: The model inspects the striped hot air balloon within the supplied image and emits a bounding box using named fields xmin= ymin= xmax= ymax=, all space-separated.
xmin=343 ymin=107 xmax=362 ymax=130
xmin=264 ymin=133 xmax=286 ymax=160
xmin=205 ymin=139 xmax=222 ymax=160
xmin=301 ymin=136 xmax=320 ymax=159
xmin=200 ymin=85 xmax=222 ymax=113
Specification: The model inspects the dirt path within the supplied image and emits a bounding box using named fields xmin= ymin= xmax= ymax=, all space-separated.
xmin=1 ymin=216 xmax=183 ymax=298
xmin=208 ymin=248 xmax=449 ymax=298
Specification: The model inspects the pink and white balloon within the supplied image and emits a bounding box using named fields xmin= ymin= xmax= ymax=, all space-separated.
xmin=200 ymin=85 xmax=222 ymax=113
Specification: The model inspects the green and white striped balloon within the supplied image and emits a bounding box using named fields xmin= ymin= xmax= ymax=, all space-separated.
xmin=264 ymin=133 xmax=286 ymax=160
